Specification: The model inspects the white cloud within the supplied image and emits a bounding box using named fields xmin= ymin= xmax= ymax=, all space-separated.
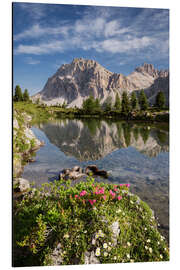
xmin=14 ymin=7 xmax=168 ymax=60
xmin=15 ymin=41 xmax=65 ymax=55
xmin=98 ymin=36 xmax=153 ymax=54
xmin=19 ymin=3 xmax=46 ymax=20
xmin=25 ymin=57 xmax=40 ymax=65
xmin=14 ymin=24 xmax=70 ymax=41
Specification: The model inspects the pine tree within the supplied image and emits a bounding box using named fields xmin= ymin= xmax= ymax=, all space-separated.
xmin=130 ymin=92 xmax=138 ymax=110
xmin=114 ymin=93 xmax=121 ymax=110
xmin=155 ymin=91 xmax=166 ymax=109
xmin=14 ymin=85 xmax=23 ymax=102
xmin=121 ymin=91 xmax=130 ymax=114
xmin=94 ymin=98 xmax=101 ymax=111
xmin=82 ymin=96 xmax=95 ymax=113
xmin=23 ymin=89 xmax=30 ymax=102
xmin=138 ymin=90 xmax=148 ymax=111
xmin=104 ymin=96 xmax=112 ymax=112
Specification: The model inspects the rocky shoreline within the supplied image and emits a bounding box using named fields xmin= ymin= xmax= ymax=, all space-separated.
xmin=13 ymin=109 xmax=44 ymax=186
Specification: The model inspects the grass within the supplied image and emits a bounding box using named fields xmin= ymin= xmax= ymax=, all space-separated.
xmin=13 ymin=178 xmax=169 ymax=266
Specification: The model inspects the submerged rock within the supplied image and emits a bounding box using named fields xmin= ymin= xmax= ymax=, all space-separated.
xmin=60 ymin=165 xmax=108 ymax=180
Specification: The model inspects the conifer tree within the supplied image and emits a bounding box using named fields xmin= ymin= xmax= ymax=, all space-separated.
xmin=23 ymin=89 xmax=30 ymax=102
xmin=14 ymin=85 xmax=23 ymax=102
xmin=138 ymin=90 xmax=148 ymax=111
xmin=155 ymin=91 xmax=166 ymax=109
xmin=130 ymin=91 xmax=138 ymax=110
xmin=114 ymin=93 xmax=121 ymax=110
xmin=121 ymin=91 xmax=130 ymax=114
xmin=104 ymin=96 xmax=112 ymax=112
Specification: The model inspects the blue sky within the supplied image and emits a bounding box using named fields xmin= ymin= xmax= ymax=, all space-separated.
xmin=13 ymin=2 xmax=169 ymax=95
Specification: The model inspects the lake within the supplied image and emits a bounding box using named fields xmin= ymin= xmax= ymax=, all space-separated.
xmin=22 ymin=118 xmax=169 ymax=241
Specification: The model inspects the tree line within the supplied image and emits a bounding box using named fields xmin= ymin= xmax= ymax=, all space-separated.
xmin=13 ymin=85 xmax=30 ymax=102
xmin=13 ymin=84 xmax=166 ymax=112
xmin=82 ymin=90 xmax=166 ymax=114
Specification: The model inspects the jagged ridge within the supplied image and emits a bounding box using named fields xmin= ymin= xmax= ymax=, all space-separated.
xmin=32 ymin=58 xmax=169 ymax=107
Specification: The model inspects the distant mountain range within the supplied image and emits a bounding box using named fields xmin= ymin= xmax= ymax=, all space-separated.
xmin=32 ymin=58 xmax=169 ymax=107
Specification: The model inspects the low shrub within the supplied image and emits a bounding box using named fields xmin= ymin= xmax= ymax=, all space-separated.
xmin=13 ymin=178 xmax=169 ymax=266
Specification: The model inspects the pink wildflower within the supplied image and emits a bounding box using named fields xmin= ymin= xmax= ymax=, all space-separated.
xmin=80 ymin=190 xmax=87 ymax=196
xmin=117 ymin=196 xmax=122 ymax=201
xmin=110 ymin=190 xmax=116 ymax=197
xmin=102 ymin=195 xmax=107 ymax=201
xmin=114 ymin=188 xmax=118 ymax=192
xmin=75 ymin=195 xmax=79 ymax=199
xmin=119 ymin=184 xmax=124 ymax=187
xmin=126 ymin=184 xmax=130 ymax=188
xmin=89 ymin=199 xmax=96 ymax=206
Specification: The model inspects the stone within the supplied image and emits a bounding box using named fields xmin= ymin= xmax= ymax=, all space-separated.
xmin=13 ymin=178 xmax=30 ymax=193
xmin=84 ymin=251 xmax=100 ymax=264
xmin=49 ymin=242 xmax=63 ymax=265
xmin=110 ymin=221 xmax=120 ymax=246
xmin=85 ymin=165 xmax=108 ymax=178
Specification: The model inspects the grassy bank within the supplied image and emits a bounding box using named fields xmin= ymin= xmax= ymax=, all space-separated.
xmin=13 ymin=102 xmax=169 ymax=123
xmin=13 ymin=178 xmax=169 ymax=266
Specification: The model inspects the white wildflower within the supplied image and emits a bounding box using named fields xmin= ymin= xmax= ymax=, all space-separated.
xmin=114 ymin=256 xmax=117 ymax=260
xmin=160 ymin=254 xmax=163 ymax=259
xmin=130 ymin=259 xmax=134 ymax=263
xmin=127 ymin=242 xmax=131 ymax=247
xmin=127 ymin=254 xmax=130 ymax=259
xmin=147 ymin=239 xmax=151 ymax=243
xmin=145 ymin=246 xmax=148 ymax=250
xmin=103 ymin=243 xmax=108 ymax=249
xmin=144 ymin=227 xmax=147 ymax=231
xmin=108 ymin=246 xmax=112 ymax=252
xmin=104 ymin=252 xmax=108 ymax=257
xmin=95 ymin=248 xmax=100 ymax=257
xmin=63 ymin=233 xmax=69 ymax=239
xmin=149 ymin=247 xmax=152 ymax=253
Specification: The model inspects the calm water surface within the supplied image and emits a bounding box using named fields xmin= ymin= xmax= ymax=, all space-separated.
xmin=22 ymin=119 xmax=169 ymax=241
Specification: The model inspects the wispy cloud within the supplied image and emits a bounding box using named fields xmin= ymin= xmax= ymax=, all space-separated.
xmin=19 ymin=3 xmax=46 ymax=20
xmin=25 ymin=57 xmax=40 ymax=65
xmin=14 ymin=6 xmax=169 ymax=61
xmin=15 ymin=40 xmax=65 ymax=55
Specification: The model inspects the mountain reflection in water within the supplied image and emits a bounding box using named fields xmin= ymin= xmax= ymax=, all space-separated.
xmin=36 ymin=119 xmax=169 ymax=161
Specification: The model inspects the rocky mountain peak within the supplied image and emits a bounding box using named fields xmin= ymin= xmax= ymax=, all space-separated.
xmin=135 ymin=63 xmax=159 ymax=78
xmin=32 ymin=59 xmax=169 ymax=107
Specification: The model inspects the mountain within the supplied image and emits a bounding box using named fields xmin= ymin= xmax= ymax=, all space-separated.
xmin=32 ymin=58 xmax=169 ymax=107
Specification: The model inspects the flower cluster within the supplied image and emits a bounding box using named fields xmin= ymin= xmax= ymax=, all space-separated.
xmin=73 ymin=183 xmax=130 ymax=207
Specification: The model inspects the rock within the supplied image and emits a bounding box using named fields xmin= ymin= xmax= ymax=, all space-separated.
xmin=13 ymin=178 xmax=30 ymax=193
xmin=85 ymin=165 xmax=99 ymax=174
xmin=110 ymin=221 xmax=120 ymax=246
xmin=60 ymin=168 xmax=86 ymax=180
xmin=84 ymin=251 xmax=100 ymax=264
xmin=48 ymin=243 xmax=63 ymax=265
xmin=85 ymin=165 xmax=108 ymax=178
xmin=13 ymin=118 xmax=19 ymax=129
xmin=32 ymin=58 xmax=169 ymax=107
